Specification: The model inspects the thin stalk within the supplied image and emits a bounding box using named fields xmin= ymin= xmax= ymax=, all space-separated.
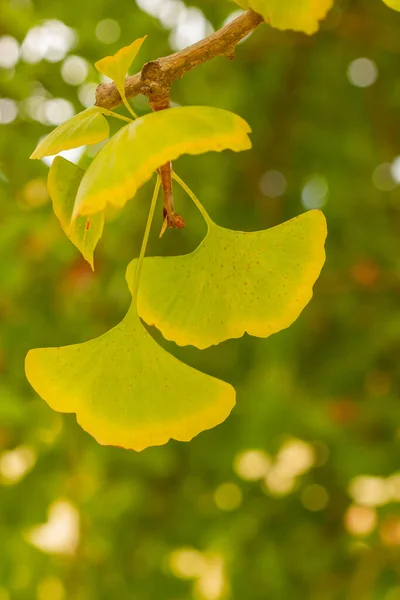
xmin=172 ymin=172 xmax=212 ymax=226
xmin=122 ymin=96 xmax=139 ymax=120
xmin=101 ymin=107 xmax=134 ymax=123
xmin=132 ymin=175 xmax=161 ymax=305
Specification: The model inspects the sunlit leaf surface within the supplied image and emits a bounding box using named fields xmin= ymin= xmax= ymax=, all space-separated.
xmin=25 ymin=304 xmax=235 ymax=451
xmin=382 ymin=0 xmax=400 ymax=10
xmin=95 ymin=37 xmax=146 ymax=108
xmin=73 ymin=106 xmax=251 ymax=217
xmin=30 ymin=107 xmax=110 ymax=159
xmin=48 ymin=157 xmax=104 ymax=269
xmin=234 ymin=0 xmax=334 ymax=34
xmin=127 ymin=210 xmax=327 ymax=349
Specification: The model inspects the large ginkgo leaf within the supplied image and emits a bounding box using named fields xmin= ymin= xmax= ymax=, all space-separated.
xmin=48 ymin=157 xmax=104 ymax=269
xmin=95 ymin=37 xmax=146 ymax=114
xmin=25 ymin=303 xmax=235 ymax=451
xmin=73 ymin=106 xmax=251 ymax=217
xmin=382 ymin=0 xmax=400 ymax=10
xmin=127 ymin=210 xmax=327 ymax=349
xmin=30 ymin=107 xmax=110 ymax=160
xmin=234 ymin=0 xmax=334 ymax=34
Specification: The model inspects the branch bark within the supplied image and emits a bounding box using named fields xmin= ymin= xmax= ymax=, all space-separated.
xmin=95 ymin=10 xmax=263 ymax=110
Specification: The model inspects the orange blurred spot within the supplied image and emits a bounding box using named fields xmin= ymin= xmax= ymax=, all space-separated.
xmin=329 ymin=399 xmax=359 ymax=424
xmin=351 ymin=260 xmax=380 ymax=288
xmin=380 ymin=517 xmax=400 ymax=546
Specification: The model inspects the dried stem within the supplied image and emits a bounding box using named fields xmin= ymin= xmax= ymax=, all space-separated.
xmin=95 ymin=10 xmax=263 ymax=110
xmin=148 ymin=95 xmax=186 ymax=233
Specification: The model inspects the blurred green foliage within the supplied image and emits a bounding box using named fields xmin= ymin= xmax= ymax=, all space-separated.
xmin=1 ymin=1 xmax=400 ymax=599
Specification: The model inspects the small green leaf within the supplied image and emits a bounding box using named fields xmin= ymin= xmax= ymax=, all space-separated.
xmin=382 ymin=0 xmax=400 ymax=10
xmin=73 ymin=106 xmax=252 ymax=217
xmin=234 ymin=0 xmax=334 ymax=34
xmin=30 ymin=107 xmax=110 ymax=160
xmin=127 ymin=210 xmax=327 ymax=349
xmin=95 ymin=37 xmax=147 ymax=112
xmin=25 ymin=303 xmax=235 ymax=451
xmin=48 ymin=157 xmax=104 ymax=269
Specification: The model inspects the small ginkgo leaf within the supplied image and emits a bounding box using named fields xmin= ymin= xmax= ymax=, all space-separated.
xmin=30 ymin=107 xmax=110 ymax=160
xmin=234 ymin=0 xmax=334 ymax=34
xmin=127 ymin=210 xmax=327 ymax=349
xmin=25 ymin=303 xmax=235 ymax=451
xmin=382 ymin=0 xmax=400 ymax=10
xmin=48 ymin=157 xmax=104 ymax=269
xmin=73 ymin=106 xmax=251 ymax=217
xmin=95 ymin=37 xmax=146 ymax=109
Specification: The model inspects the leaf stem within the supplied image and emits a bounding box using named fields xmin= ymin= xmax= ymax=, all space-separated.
xmin=102 ymin=107 xmax=134 ymax=123
xmin=122 ymin=96 xmax=139 ymax=120
xmin=132 ymin=175 xmax=161 ymax=305
xmin=172 ymin=172 xmax=212 ymax=226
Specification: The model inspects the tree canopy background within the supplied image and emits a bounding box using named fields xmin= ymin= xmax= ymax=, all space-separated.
xmin=1 ymin=0 xmax=400 ymax=599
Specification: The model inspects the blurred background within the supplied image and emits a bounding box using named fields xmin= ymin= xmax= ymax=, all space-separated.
xmin=1 ymin=0 xmax=400 ymax=598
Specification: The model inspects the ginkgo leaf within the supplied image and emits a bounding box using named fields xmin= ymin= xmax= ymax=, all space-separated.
xmin=234 ymin=0 xmax=334 ymax=34
xmin=48 ymin=157 xmax=104 ymax=269
xmin=127 ymin=210 xmax=327 ymax=349
xmin=30 ymin=107 xmax=110 ymax=160
xmin=73 ymin=106 xmax=252 ymax=217
xmin=95 ymin=37 xmax=146 ymax=111
xmin=382 ymin=0 xmax=400 ymax=10
xmin=25 ymin=303 xmax=235 ymax=451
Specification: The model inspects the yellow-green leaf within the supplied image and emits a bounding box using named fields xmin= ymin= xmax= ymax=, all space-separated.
xmin=234 ymin=0 xmax=334 ymax=34
xmin=48 ymin=157 xmax=104 ymax=269
xmin=25 ymin=303 xmax=235 ymax=451
xmin=127 ymin=210 xmax=327 ymax=349
xmin=30 ymin=107 xmax=110 ymax=160
xmin=73 ymin=106 xmax=252 ymax=217
xmin=95 ymin=37 xmax=146 ymax=113
xmin=382 ymin=0 xmax=400 ymax=10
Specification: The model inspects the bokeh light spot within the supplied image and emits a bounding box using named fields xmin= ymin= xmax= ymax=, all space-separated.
xmin=44 ymin=98 xmax=74 ymax=125
xmin=0 ymin=446 xmax=36 ymax=484
xmin=233 ymin=449 xmax=271 ymax=481
xmin=347 ymin=58 xmax=378 ymax=88
xmin=349 ymin=475 xmax=389 ymax=507
xmin=27 ymin=500 xmax=80 ymax=555
xmin=95 ymin=19 xmax=121 ymax=44
xmin=301 ymin=175 xmax=328 ymax=209
xmin=260 ymin=170 xmax=287 ymax=198
xmin=170 ymin=7 xmax=213 ymax=51
xmin=391 ymin=156 xmax=400 ymax=183
xmin=372 ymin=163 xmax=397 ymax=191
xmin=169 ymin=548 xmax=206 ymax=579
xmin=78 ymin=82 xmax=98 ymax=108
xmin=214 ymin=482 xmax=242 ymax=511
xmin=21 ymin=21 xmax=77 ymax=64
xmin=345 ymin=505 xmax=377 ymax=536
xmin=301 ymin=484 xmax=329 ymax=511
xmin=0 ymin=36 xmax=20 ymax=68
xmin=37 ymin=576 xmax=65 ymax=600
xmin=0 ymin=98 xmax=18 ymax=124
xmin=61 ymin=55 xmax=89 ymax=86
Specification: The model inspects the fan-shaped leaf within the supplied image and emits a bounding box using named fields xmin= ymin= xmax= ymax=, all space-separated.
xmin=95 ymin=37 xmax=146 ymax=104
xmin=234 ymin=0 xmax=334 ymax=34
xmin=127 ymin=210 xmax=327 ymax=349
xmin=25 ymin=304 xmax=235 ymax=451
xmin=30 ymin=107 xmax=110 ymax=160
xmin=73 ymin=106 xmax=252 ymax=217
xmin=48 ymin=157 xmax=104 ymax=269
xmin=382 ymin=0 xmax=400 ymax=10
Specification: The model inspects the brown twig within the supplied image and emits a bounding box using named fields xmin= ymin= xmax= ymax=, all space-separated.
xmin=95 ymin=9 xmax=263 ymax=231
xmin=95 ymin=10 xmax=263 ymax=110
xmin=149 ymin=95 xmax=186 ymax=234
